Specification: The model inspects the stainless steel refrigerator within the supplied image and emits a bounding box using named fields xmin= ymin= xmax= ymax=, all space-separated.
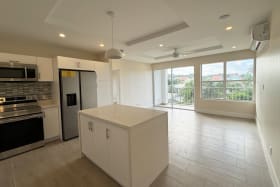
xmin=59 ymin=70 xmax=97 ymax=140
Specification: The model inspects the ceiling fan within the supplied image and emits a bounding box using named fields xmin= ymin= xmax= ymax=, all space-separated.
xmin=154 ymin=45 xmax=223 ymax=60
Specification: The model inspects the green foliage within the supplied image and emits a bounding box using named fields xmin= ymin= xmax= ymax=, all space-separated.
xmin=180 ymin=81 xmax=194 ymax=104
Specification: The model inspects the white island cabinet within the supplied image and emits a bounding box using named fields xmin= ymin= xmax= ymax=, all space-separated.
xmin=78 ymin=104 xmax=168 ymax=187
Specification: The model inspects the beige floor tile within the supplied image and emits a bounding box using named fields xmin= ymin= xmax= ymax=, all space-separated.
xmin=0 ymin=109 xmax=273 ymax=187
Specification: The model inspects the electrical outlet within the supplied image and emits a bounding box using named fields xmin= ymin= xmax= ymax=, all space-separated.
xmin=269 ymin=146 xmax=273 ymax=156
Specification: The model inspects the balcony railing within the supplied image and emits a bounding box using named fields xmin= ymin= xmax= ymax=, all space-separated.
xmin=202 ymin=87 xmax=253 ymax=101
xmin=168 ymin=87 xmax=194 ymax=105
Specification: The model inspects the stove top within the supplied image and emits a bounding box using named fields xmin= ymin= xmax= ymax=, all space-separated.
xmin=0 ymin=96 xmax=42 ymax=119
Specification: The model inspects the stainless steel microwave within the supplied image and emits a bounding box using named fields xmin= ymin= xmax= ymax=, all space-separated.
xmin=0 ymin=61 xmax=38 ymax=81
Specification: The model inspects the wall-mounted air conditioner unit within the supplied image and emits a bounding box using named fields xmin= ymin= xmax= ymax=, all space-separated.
xmin=250 ymin=22 xmax=270 ymax=51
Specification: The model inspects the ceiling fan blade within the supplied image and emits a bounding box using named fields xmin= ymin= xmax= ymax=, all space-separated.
xmin=181 ymin=45 xmax=223 ymax=54
xmin=154 ymin=54 xmax=174 ymax=60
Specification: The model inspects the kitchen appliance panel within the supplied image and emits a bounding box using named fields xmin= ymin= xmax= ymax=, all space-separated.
xmin=0 ymin=114 xmax=44 ymax=152
xmin=0 ymin=62 xmax=38 ymax=81
xmin=80 ymin=71 xmax=98 ymax=109
xmin=0 ymin=67 xmax=26 ymax=78
xmin=60 ymin=70 xmax=81 ymax=140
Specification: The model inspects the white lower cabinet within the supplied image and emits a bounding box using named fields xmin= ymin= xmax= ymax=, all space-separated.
xmin=43 ymin=107 xmax=60 ymax=140
xmin=107 ymin=123 xmax=130 ymax=185
xmin=79 ymin=115 xmax=130 ymax=186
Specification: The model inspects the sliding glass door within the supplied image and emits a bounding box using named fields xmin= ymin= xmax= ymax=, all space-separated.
xmin=153 ymin=66 xmax=194 ymax=110
xmin=172 ymin=66 xmax=194 ymax=110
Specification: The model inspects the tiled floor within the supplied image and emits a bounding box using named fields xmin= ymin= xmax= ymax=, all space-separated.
xmin=0 ymin=109 xmax=273 ymax=187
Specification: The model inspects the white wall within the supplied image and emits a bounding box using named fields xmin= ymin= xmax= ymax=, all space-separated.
xmin=152 ymin=50 xmax=256 ymax=119
xmin=256 ymin=1 xmax=280 ymax=186
xmin=112 ymin=60 xmax=153 ymax=107
xmin=153 ymin=70 xmax=169 ymax=105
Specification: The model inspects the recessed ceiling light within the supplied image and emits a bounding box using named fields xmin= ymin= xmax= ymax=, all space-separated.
xmin=232 ymin=46 xmax=237 ymax=49
xmin=99 ymin=43 xmax=105 ymax=47
xmin=225 ymin=26 xmax=233 ymax=31
xmin=159 ymin=44 xmax=164 ymax=47
xmin=59 ymin=33 xmax=66 ymax=38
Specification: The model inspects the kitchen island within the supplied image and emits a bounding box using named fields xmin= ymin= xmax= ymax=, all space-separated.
xmin=78 ymin=104 xmax=168 ymax=187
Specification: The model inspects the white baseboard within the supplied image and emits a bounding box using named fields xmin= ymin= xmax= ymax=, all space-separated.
xmin=196 ymin=109 xmax=255 ymax=119
xmin=44 ymin=136 xmax=60 ymax=144
xmin=256 ymin=118 xmax=280 ymax=187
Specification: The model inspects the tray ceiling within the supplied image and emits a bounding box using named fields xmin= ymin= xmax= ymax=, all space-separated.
xmin=0 ymin=0 xmax=273 ymax=63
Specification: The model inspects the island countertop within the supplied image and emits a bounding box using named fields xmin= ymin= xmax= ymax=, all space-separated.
xmin=78 ymin=104 xmax=167 ymax=129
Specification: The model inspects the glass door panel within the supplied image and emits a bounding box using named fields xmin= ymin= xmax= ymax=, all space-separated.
xmin=172 ymin=66 xmax=194 ymax=110
xmin=153 ymin=66 xmax=195 ymax=110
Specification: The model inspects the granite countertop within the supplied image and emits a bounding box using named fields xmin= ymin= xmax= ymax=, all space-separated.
xmin=79 ymin=104 xmax=167 ymax=129
xmin=38 ymin=100 xmax=58 ymax=109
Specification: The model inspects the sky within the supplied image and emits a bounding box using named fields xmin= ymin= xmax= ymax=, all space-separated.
xmin=226 ymin=59 xmax=254 ymax=75
xmin=162 ymin=58 xmax=254 ymax=76
xmin=168 ymin=66 xmax=194 ymax=75
xmin=202 ymin=59 xmax=254 ymax=76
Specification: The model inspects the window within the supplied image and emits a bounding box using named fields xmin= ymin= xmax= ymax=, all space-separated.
xmin=201 ymin=62 xmax=224 ymax=99
xmin=201 ymin=59 xmax=254 ymax=101
xmin=226 ymin=59 xmax=254 ymax=101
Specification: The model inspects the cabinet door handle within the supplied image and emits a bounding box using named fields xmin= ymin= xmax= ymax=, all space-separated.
xmin=88 ymin=121 xmax=94 ymax=133
xmin=106 ymin=128 xmax=110 ymax=139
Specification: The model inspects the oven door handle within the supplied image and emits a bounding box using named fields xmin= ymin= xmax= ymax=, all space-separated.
xmin=0 ymin=113 xmax=43 ymax=124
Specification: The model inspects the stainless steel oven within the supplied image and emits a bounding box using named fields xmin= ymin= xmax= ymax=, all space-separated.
xmin=0 ymin=96 xmax=44 ymax=160
xmin=0 ymin=61 xmax=38 ymax=81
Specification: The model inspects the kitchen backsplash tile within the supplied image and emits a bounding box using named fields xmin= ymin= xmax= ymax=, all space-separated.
xmin=0 ymin=82 xmax=52 ymax=100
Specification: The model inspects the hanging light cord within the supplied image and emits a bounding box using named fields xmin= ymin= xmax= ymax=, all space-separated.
xmin=108 ymin=11 xmax=115 ymax=48
xmin=112 ymin=13 xmax=114 ymax=48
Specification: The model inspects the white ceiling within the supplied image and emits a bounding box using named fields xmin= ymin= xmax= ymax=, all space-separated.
xmin=0 ymin=0 xmax=273 ymax=63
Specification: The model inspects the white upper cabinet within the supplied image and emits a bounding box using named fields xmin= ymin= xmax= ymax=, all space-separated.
xmin=0 ymin=52 xmax=37 ymax=64
xmin=57 ymin=56 xmax=95 ymax=71
xmin=0 ymin=52 xmax=54 ymax=82
xmin=36 ymin=57 xmax=54 ymax=81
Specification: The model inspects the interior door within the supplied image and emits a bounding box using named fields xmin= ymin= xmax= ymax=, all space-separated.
xmin=60 ymin=70 xmax=80 ymax=140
